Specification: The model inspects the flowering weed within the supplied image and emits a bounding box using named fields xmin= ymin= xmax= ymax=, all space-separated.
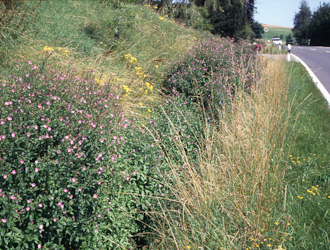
xmin=0 ymin=60 xmax=167 ymax=249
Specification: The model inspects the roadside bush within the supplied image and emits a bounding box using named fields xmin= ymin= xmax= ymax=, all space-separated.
xmin=162 ymin=38 xmax=259 ymax=111
xmin=0 ymin=58 xmax=166 ymax=249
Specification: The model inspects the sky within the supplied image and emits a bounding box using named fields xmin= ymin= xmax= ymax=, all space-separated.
xmin=254 ymin=0 xmax=326 ymax=28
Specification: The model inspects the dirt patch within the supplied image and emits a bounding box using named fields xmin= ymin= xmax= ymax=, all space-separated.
xmin=262 ymin=24 xmax=292 ymax=29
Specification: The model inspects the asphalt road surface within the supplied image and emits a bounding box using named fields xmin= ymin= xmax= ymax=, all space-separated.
xmin=291 ymin=46 xmax=330 ymax=95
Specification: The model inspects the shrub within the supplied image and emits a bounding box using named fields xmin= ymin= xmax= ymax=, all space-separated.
xmin=0 ymin=58 xmax=166 ymax=249
xmin=162 ymin=38 xmax=259 ymax=111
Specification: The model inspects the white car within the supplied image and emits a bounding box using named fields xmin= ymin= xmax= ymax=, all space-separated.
xmin=272 ymin=38 xmax=283 ymax=46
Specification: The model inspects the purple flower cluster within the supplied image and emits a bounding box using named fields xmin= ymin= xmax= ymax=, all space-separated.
xmin=163 ymin=37 xmax=260 ymax=110
xmin=0 ymin=61 xmax=165 ymax=249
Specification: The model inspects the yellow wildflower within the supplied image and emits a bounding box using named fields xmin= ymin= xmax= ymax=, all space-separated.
xmin=193 ymin=37 xmax=197 ymax=40
xmin=95 ymin=78 xmax=102 ymax=85
xmin=187 ymin=246 xmax=191 ymax=250
xmin=307 ymin=189 xmax=315 ymax=195
xmin=155 ymin=64 xmax=159 ymax=69
xmin=159 ymin=16 xmax=164 ymax=21
xmin=43 ymin=46 xmax=54 ymax=52
xmin=274 ymin=222 xmax=279 ymax=226
xmin=123 ymin=85 xmax=132 ymax=93
xmin=148 ymin=109 xmax=151 ymax=112
xmin=129 ymin=56 xmax=137 ymax=64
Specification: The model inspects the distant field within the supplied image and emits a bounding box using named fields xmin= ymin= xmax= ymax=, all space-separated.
xmin=261 ymin=24 xmax=293 ymax=42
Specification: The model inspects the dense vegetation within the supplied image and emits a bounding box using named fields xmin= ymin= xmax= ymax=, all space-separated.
xmin=293 ymin=0 xmax=330 ymax=46
xmin=0 ymin=0 xmax=329 ymax=249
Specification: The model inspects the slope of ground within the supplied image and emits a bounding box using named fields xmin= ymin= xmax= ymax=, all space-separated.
xmin=262 ymin=24 xmax=293 ymax=42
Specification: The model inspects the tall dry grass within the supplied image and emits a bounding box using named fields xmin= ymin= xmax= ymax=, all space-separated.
xmin=149 ymin=59 xmax=292 ymax=249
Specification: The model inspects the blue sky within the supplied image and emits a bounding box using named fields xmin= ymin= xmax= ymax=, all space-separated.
xmin=254 ymin=0 xmax=324 ymax=27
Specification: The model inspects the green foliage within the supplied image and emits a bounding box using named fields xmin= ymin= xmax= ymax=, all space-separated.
xmin=0 ymin=0 xmax=25 ymax=11
xmin=162 ymin=38 xmax=259 ymax=113
xmin=209 ymin=0 xmax=248 ymax=39
xmin=161 ymin=3 xmax=211 ymax=31
xmin=99 ymin=0 xmax=141 ymax=8
xmin=0 ymin=58 xmax=170 ymax=249
xmin=292 ymin=0 xmax=311 ymax=45
xmin=286 ymin=33 xmax=294 ymax=44
xmin=309 ymin=3 xmax=330 ymax=46
xmin=251 ymin=21 xmax=264 ymax=39
xmin=160 ymin=0 xmax=256 ymax=38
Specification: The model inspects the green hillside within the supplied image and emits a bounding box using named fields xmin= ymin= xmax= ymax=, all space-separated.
xmin=262 ymin=25 xmax=293 ymax=42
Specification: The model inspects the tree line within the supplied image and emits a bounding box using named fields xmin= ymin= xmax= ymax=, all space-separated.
xmin=150 ymin=0 xmax=260 ymax=40
xmin=293 ymin=0 xmax=330 ymax=46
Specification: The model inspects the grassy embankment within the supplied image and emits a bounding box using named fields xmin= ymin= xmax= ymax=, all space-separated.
xmin=0 ymin=0 xmax=329 ymax=249
xmin=0 ymin=1 xmax=204 ymax=248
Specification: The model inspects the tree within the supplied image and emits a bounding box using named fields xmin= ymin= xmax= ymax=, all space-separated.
xmin=309 ymin=3 xmax=330 ymax=46
xmin=208 ymin=0 xmax=250 ymax=39
xmin=292 ymin=0 xmax=311 ymax=45
xmin=286 ymin=33 xmax=294 ymax=44
xmin=251 ymin=21 xmax=264 ymax=39
xmin=160 ymin=0 xmax=256 ymax=39
xmin=245 ymin=0 xmax=255 ymax=24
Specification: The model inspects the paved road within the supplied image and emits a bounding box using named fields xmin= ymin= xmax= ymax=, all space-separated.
xmin=291 ymin=46 xmax=330 ymax=95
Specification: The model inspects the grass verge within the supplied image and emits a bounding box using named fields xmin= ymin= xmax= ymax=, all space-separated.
xmin=283 ymin=62 xmax=330 ymax=249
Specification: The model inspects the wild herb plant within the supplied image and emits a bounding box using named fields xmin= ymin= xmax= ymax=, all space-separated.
xmin=163 ymin=38 xmax=259 ymax=112
xmin=0 ymin=59 xmax=168 ymax=249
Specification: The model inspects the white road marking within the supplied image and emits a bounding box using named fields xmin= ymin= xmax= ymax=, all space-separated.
xmin=291 ymin=54 xmax=330 ymax=107
xmin=310 ymin=49 xmax=316 ymax=51
xmin=326 ymin=51 xmax=330 ymax=53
